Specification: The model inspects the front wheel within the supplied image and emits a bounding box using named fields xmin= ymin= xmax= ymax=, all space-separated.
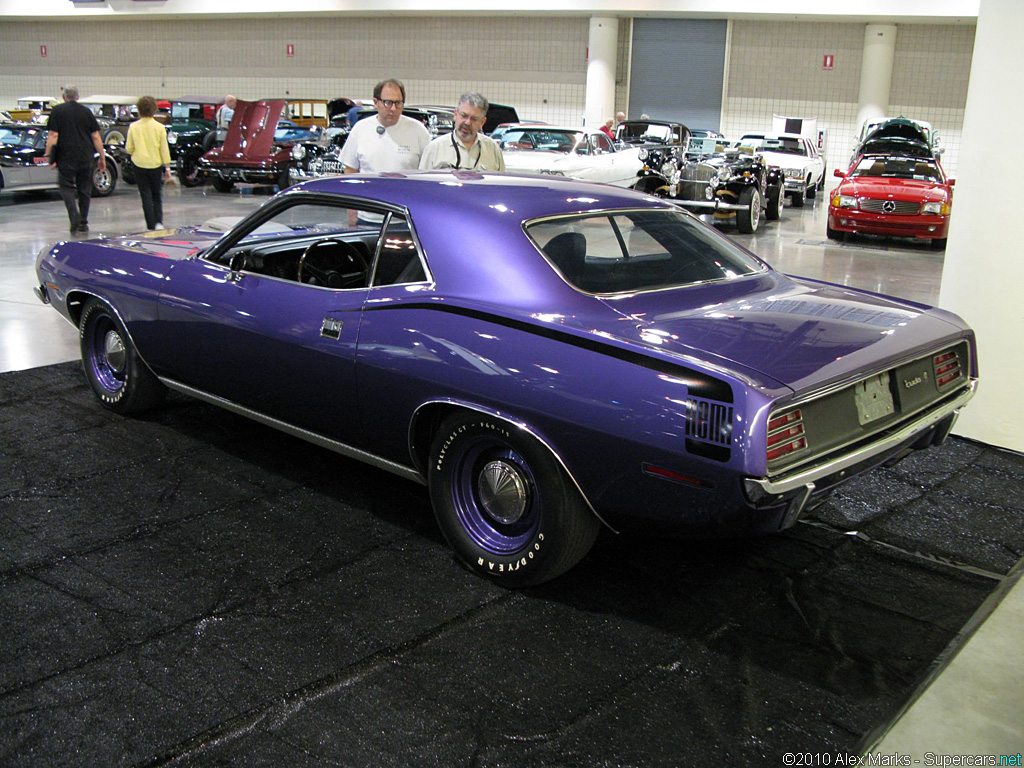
xmin=176 ymin=149 xmax=204 ymax=187
xmin=806 ymin=175 xmax=817 ymax=199
xmin=211 ymin=176 xmax=234 ymax=193
xmin=735 ymin=186 xmax=761 ymax=234
xmin=79 ymin=299 xmax=166 ymax=413
xmin=428 ymin=413 xmax=600 ymax=587
xmin=766 ymin=185 xmax=784 ymax=221
xmin=930 ymin=237 xmax=947 ymax=250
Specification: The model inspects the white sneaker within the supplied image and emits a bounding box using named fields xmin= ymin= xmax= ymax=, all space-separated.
xmin=154 ymin=223 xmax=164 ymax=229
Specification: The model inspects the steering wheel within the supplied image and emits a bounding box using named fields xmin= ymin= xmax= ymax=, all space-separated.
xmin=297 ymin=239 xmax=368 ymax=289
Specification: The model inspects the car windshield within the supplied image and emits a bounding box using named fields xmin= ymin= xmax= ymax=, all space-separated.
xmin=851 ymin=156 xmax=944 ymax=182
xmin=171 ymin=103 xmax=205 ymax=120
xmin=500 ymin=129 xmax=583 ymax=153
xmin=0 ymin=127 xmax=36 ymax=147
xmin=274 ymin=125 xmax=319 ymax=142
xmin=526 ymin=208 xmax=765 ymax=294
xmin=741 ymin=137 xmax=806 ymax=156
xmin=617 ymin=123 xmax=674 ymax=144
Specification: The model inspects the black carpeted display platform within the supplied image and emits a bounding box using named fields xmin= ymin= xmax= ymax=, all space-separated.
xmin=2 ymin=362 xmax=1022 ymax=766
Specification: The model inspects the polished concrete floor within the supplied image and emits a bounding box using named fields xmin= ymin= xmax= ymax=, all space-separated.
xmin=1 ymin=178 xmax=1020 ymax=758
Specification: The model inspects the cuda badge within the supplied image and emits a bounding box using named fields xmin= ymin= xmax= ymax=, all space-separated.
xmin=903 ymin=371 xmax=928 ymax=389
xmin=320 ymin=318 xmax=344 ymax=339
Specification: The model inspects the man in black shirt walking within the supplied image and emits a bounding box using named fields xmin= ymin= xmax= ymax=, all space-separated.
xmin=45 ymin=85 xmax=107 ymax=234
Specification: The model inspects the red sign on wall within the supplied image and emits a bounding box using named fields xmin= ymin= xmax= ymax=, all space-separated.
xmin=823 ymin=54 xmax=834 ymax=70
xmin=40 ymin=45 xmax=47 ymax=57
xmin=286 ymin=44 xmax=294 ymax=58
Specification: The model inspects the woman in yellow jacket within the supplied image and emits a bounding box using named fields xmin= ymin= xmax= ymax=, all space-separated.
xmin=125 ymin=96 xmax=172 ymax=230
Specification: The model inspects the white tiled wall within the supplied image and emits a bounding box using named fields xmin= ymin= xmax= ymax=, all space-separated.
xmin=2 ymin=15 xmax=973 ymax=175
xmin=722 ymin=20 xmax=975 ymax=178
xmin=0 ymin=16 xmax=593 ymax=125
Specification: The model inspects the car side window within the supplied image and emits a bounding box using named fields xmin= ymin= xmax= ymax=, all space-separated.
xmin=372 ymin=213 xmax=427 ymax=286
xmin=212 ymin=200 xmax=382 ymax=289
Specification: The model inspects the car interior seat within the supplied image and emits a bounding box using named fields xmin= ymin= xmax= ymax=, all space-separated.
xmin=542 ymin=232 xmax=587 ymax=284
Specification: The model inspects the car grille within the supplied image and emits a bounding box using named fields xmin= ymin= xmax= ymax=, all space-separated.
xmin=858 ymin=198 xmax=920 ymax=215
xmin=679 ymin=161 xmax=716 ymax=183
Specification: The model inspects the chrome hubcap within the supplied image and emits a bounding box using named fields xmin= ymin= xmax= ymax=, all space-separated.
xmin=103 ymin=331 xmax=125 ymax=372
xmin=478 ymin=460 xmax=528 ymax=524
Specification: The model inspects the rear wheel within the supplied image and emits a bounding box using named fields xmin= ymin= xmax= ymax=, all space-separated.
xmin=428 ymin=412 xmax=600 ymax=587
xmin=790 ymin=189 xmax=805 ymax=208
xmin=735 ymin=186 xmax=761 ymax=234
xmin=92 ymin=162 xmax=117 ymax=197
xmin=79 ymin=299 xmax=166 ymax=414
xmin=211 ymin=176 xmax=234 ymax=193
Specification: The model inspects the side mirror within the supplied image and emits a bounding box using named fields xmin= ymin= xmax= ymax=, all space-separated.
xmin=228 ymin=252 xmax=248 ymax=282
xmin=948 ymin=178 xmax=955 ymax=187
xmin=833 ymin=168 xmax=846 ymax=178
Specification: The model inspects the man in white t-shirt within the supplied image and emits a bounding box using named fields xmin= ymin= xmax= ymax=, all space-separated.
xmin=340 ymin=79 xmax=430 ymax=174
xmin=419 ymin=92 xmax=505 ymax=172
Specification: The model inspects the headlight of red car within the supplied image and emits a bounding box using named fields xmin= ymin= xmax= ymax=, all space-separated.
xmin=831 ymin=193 xmax=857 ymax=208
xmin=922 ymin=201 xmax=950 ymax=215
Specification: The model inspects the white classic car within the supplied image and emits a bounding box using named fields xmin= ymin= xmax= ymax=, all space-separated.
xmin=499 ymin=125 xmax=643 ymax=188
xmin=735 ymin=133 xmax=826 ymax=207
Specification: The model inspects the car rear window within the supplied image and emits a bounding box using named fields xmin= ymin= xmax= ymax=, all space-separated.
xmin=526 ymin=209 xmax=765 ymax=294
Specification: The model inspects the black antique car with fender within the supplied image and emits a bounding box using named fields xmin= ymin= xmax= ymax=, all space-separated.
xmin=622 ymin=120 xmax=784 ymax=234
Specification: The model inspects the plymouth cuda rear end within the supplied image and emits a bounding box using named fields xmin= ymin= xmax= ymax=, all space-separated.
xmin=34 ymin=172 xmax=976 ymax=586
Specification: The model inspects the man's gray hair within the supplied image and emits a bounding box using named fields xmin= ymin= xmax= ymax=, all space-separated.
xmin=457 ymin=92 xmax=489 ymax=115
xmin=62 ymin=85 xmax=79 ymax=101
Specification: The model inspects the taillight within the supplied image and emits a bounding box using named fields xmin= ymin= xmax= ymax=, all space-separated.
xmin=933 ymin=350 xmax=963 ymax=389
xmin=767 ymin=409 xmax=807 ymax=463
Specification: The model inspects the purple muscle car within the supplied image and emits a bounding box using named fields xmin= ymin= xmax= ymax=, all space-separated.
xmin=34 ymin=171 xmax=977 ymax=586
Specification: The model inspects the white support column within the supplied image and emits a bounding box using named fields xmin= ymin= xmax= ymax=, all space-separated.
xmin=584 ymin=16 xmax=617 ymax=129
xmin=855 ymin=24 xmax=897 ymax=131
xmin=937 ymin=0 xmax=1024 ymax=452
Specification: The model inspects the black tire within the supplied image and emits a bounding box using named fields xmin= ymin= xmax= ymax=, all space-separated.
xmin=826 ymin=223 xmax=844 ymax=241
xmin=428 ymin=412 xmax=600 ymax=587
xmin=790 ymin=189 xmax=805 ymax=208
xmin=735 ymin=186 xmax=761 ymax=234
xmin=766 ymin=185 xmax=783 ymax=221
xmin=79 ymin=299 xmax=166 ymax=414
xmin=176 ymin=148 xmax=204 ymax=187
xmin=806 ymin=176 xmax=816 ymax=199
xmin=930 ymin=238 xmax=947 ymax=250
xmin=211 ymin=176 xmax=234 ymax=193
xmin=276 ymin=168 xmax=290 ymax=190
xmin=92 ymin=162 xmax=117 ymax=197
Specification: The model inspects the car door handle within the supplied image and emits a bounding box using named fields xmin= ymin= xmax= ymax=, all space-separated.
xmin=320 ymin=317 xmax=344 ymax=339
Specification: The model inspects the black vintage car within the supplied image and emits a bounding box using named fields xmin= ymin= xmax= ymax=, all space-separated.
xmin=620 ymin=120 xmax=784 ymax=234
xmin=0 ymin=121 xmax=119 ymax=198
xmin=290 ymin=106 xmax=456 ymax=183
xmin=165 ymin=96 xmax=222 ymax=186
